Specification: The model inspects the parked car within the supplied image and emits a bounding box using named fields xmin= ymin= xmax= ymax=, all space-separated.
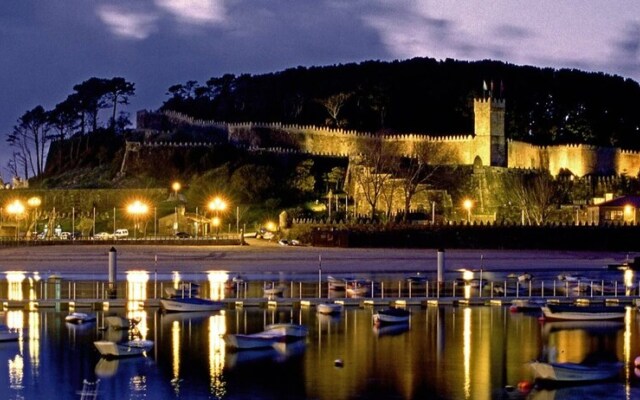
xmin=175 ymin=231 xmax=191 ymax=238
xmin=93 ymin=232 xmax=113 ymax=240
xmin=114 ymin=229 xmax=129 ymax=238
xmin=278 ymin=239 xmax=289 ymax=246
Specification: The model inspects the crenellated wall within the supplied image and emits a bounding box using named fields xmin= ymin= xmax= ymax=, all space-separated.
xmin=136 ymin=101 xmax=640 ymax=177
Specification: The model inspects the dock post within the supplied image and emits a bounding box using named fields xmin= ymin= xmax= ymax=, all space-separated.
xmin=437 ymin=249 xmax=445 ymax=298
xmin=108 ymin=247 xmax=117 ymax=299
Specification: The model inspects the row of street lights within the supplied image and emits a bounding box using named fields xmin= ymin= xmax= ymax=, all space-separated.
xmin=2 ymin=193 xmax=230 ymax=239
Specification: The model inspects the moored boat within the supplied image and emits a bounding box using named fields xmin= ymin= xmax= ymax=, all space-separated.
xmin=224 ymin=330 xmax=284 ymax=350
xmin=540 ymin=304 xmax=626 ymax=321
xmin=264 ymin=323 xmax=308 ymax=339
xmin=263 ymin=283 xmax=286 ymax=297
xmin=373 ymin=308 xmax=411 ymax=325
xmin=65 ymin=312 xmax=97 ymax=324
xmin=0 ymin=325 xmax=20 ymax=342
xmin=316 ymin=302 xmax=342 ymax=315
xmin=529 ymin=360 xmax=622 ymax=382
xmin=94 ymin=339 xmax=154 ymax=358
xmin=160 ymin=297 xmax=224 ymax=313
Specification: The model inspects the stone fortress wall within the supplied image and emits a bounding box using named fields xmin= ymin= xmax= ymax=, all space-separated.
xmin=137 ymin=98 xmax=640 ymax=177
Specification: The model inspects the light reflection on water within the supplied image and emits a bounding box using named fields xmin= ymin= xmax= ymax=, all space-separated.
xmin=0 ymin=306 xmax=638 ymax=398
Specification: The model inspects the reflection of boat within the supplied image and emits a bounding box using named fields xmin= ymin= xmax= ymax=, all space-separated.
xmin=160 ymin=297 xmax=224 ymax=312
xmin=541 ymin=305 xmax=626 ymax=321
xmin=0 ymin=325 xmax=19 ymax=342
xmin=317 ymin=302 xmax=342 ymax=315
xmin=542 ymin=320 xmax=624 ymax=335
xmin=373 ymin=322 xmax=410 ymax=337
xmin=373 ymin=308 xmax=411 ymax=325
xmin=529 ymin=361 xmax=622 ymax=382
xmin=509 ymin=299 xmax=544 ymax=312
xmin=94 ymin=339 xmax=154 ymax=358
xmin=104 ymin=316 xmax=139 ymax=330
xmin=224 ymin=330 xmax=285 ymax=350
xmin=65 ymin=312 xmax=96 ymax=324
xmin=265 ymin=323 xmax=308 ymax=339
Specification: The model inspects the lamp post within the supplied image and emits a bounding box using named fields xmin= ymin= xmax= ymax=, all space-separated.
xmin=127 ymin=200 xmax=149 ymax=240
xmin=27 ymin=196 xmax=41 ymax=238
xmin=463 ymin=199 xmax=473 ymax=223
xmin=208 ymin=197 xmax=227 ymax=238
xmin=172 ymin=182 xmax=181 ymax=234
xmin=7 ymin=200 xmax=25 ymax=239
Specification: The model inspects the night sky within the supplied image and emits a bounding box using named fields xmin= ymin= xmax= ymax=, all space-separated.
xmin=1 ymin=0 xmax=639 ymax=179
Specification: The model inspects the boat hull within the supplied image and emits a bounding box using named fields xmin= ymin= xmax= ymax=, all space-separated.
xmin=224 ymin=331 xmax=283 ymax=350
xmin=373 ymin=309 xmax=411 ymax=325
xmin=530 ymin=361 xmax=622 ymax=382
xmin=65 ymin=312 xmax=96 ymax=324
xmin=541 ymin=305 xmax=626 ymax=321
xmin=160 ymin=298 xmax=224 ymax=312
xmin=264 ymin=323 xmax=308 ymax=338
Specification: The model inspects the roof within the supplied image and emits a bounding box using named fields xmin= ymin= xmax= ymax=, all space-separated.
xmin=596 ymin=196 xmax=640 ymax=208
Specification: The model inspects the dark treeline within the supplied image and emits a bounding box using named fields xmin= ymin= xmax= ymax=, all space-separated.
xmin=161 ymin=57 xmax=640 ymax=148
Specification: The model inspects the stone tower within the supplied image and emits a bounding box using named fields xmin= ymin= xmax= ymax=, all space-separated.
xmin=473 ymin=97 xmax=506 ymax=167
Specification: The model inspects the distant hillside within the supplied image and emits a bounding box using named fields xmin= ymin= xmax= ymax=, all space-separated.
xmin=161 ymin=57 xmax=640 ymax=149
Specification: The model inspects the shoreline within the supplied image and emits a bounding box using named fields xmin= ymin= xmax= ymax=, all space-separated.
xmin=0 ymin=239 xmax=633 ymax=275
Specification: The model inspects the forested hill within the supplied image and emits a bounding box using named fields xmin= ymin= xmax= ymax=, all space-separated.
xmin=161 ymin=57 xmax=640 ymax=149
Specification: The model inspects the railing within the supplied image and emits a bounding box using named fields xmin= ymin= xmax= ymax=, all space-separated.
xmin=1 ymin=278 xmax=637 ymax=303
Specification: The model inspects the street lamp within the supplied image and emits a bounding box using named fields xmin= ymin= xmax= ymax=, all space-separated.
xmin=172 ymin=182 xmax=181 ymax=200
xmin=127 ymin=200 xmax=149 ymax=240
xmin=27 ymin=196 xmax=41 ymax=238
xmin=463 ymin=199 xmax=473 ymax=223
xmin=172 ymin=182 xmax=181 ymax=234
xmin=208 ymin=197 xmax=227 ymax=238
xmin=7 ymin=200 xmax=25 ymax=239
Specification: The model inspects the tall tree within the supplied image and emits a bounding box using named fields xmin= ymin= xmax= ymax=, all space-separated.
xmin=502 ymin=171 xmax=557 ymax=224
xmin=350 ymin=138 xmax=397 ymax=219
xmin=72 ymin=77 xmax=110 ymax=133
xmin=397 ymin=141 xmax=456 ymax=220
xmin=104 ymin=77 xmax=135 ymax=129
xmin=318 ymin=92 xmax=351 ymax=127
xmin=7 ymin=106 xmax=50 ymax=178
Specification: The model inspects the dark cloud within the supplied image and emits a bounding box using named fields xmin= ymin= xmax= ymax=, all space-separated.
xmin=610 ymin=22 xmax=640 ymax=77
xmin=493 ymin=24 xmax=533 ymax=40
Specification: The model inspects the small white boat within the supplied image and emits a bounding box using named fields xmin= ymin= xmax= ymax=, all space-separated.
xmin=264 ymin=323 xmax=308 ymax=339
xmin=160 ymin=297 xmax=224 ymax=313
xmin=94 ymin=339 xmax=154 ymax=358
xmin=263 ymin=283 xmax=286 ymax=297
xmin=65 ymin=312 xmax=97 ymax=324
xmin=373 ymin=308 xmax=411 ymax=325
xmin=0 ymin=325 xmax=19 ymax=342
xmin=541 ymin=304 xmax=626 ymax=321
xmin=224 ymin=330 xmax=284 ymax=350
xmin=530 ymin=360 xmax=622 ymax=382
xmin=317 ymin=302 xmax=342 ymax=315
xmin=346 ymin=280 xmax=369 ymax=298
xmin=327 ymin=276 xmax=348 ymax=291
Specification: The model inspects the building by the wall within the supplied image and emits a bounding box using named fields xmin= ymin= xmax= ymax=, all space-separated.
xmin=586 ymin=195 xmax=640 ymax=225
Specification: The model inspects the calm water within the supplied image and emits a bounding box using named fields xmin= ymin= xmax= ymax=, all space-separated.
xmin=1 ymin=304 xmax=640 ymax=399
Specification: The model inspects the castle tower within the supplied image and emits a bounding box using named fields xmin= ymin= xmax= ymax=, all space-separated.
xmin=473 ymin=97 xmax=506 ymax=167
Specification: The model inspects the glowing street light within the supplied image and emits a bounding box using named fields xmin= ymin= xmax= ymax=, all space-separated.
xmin=27 ymin=196 xmax=41 ymax=238
xmin=172 ymin=182 xmax=181 ymax=233
xmin=208 ymin=197 xmax=227 ymax=238
xmin=463 ymin=199 xmax=473 ymax=223
xmin=127 ymin=200 xmax=149 ymax=240
xmin=7 ymin=200 xmax=25 ymax=239
xmin=172 ymin=182 xmax=181 ymax=200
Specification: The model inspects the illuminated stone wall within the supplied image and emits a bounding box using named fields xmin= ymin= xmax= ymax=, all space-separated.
xmin=139 ymin=104 xmax=640 ymax=177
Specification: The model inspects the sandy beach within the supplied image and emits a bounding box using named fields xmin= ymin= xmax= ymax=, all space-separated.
xmin=0 ymin=238 xmax=633 ymax=275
